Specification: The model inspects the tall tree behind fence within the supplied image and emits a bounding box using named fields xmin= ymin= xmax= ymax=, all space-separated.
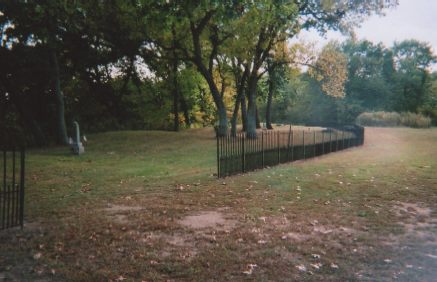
xmin=217 ymin=125 xmax=364 ymax=178
xmin=1 ymin=148 xmax=25 ymax=230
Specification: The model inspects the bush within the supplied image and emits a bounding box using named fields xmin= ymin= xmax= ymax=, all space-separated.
xmin=356 ymin=111 xmax=431 ymax=128
xmin=356 ymin=112 xmax=401 ymax=127
xmin=399 ymin=112 xmax=432 ymax=128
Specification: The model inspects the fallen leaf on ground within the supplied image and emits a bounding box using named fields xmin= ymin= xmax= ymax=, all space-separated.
xmin=310 ymin=263 xmax=322 ymax=270
xmin=33 ymin=252 xmax=42 ymax=260
xmin=243 ymin=264 xmax=258 ymax=275
xmin=296 ymin=264 xmax=307 ymax=272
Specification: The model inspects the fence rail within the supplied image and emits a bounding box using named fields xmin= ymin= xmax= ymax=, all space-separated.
xmin=217 ymin=125 xmax=364 ymax=178
xmin=1 ymin=148 xmax=25 ymax=230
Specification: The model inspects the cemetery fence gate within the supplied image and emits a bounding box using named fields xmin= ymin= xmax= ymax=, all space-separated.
xmin=1 ymin=148 xmax=25 ymax=230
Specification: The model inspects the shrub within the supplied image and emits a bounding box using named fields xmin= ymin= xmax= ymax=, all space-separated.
xmin=356 ymin=111 xmax=431 ymax=128
xmin=399 ymin=112 xmax=432 ymax=128
xmin=356 ymin=111 xmax=401 ymax=127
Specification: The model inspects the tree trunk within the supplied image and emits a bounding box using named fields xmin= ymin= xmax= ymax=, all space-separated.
xmin=190 ymin=25 xmax=227 ymax=136
xmin=172 ymin=58 xmax=179 ymax=131
xmin=255 ymin=105 xmax=261 ymax=129
xmin=52 ymin=51 xmax=68 ymax=145
xmin=231 ymin=68 xmax=248 ymax=136
xmin=266 ymin=74 xmax=274 ymax=129
xmin=204 ymin=74 xmax=227 ymax=136
xmin=246 ymin=75 xmax=258 ymax=139
xmin=195 ymin=63 xmax=227 ymax=136
xmin=230 ymin=92 xmax=242 ymax=137
xmin=241 ymin=94 xmax=248 ymax=132
xmin=215 ymin=102 xmax=228 ymax=136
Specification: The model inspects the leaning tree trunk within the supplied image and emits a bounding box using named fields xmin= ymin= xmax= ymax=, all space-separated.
xmin=241 ymin=94 xmax=248 ymax=132
xmin=246 ymin=76 xmax=258 ymax=139
xmin=230 ymin=92 xmax=242 ymax=137
xmin=52 ymin=51 xmax=68 ymax=145
xmin=266 ymin=75 xmax=274 ymax=129
xmin=190 ymin=26 xmax=228 ymax=136
xmin=207 ymin=79 xmax=227 ymax=136
xmin=195 ymin=64 xmax=228 ymax=136
xmin=231 ymin=70 xmax=248 ymax=136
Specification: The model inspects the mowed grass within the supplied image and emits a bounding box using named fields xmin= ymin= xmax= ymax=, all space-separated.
xmin=1 ymin=127 xmax=437 ymax=281
xmin=24 ymin=128 xmax=218 ymax=216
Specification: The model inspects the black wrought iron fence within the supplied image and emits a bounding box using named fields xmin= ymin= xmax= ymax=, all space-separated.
xmin=217 ymin=125 xmax=364 ymax=178
xmin=1 ymin=148 xmax=25 ymax=230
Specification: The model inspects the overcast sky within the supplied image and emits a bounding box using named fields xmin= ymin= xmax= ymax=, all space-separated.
xmin=297 ymin=0 xmax=437 ymax=68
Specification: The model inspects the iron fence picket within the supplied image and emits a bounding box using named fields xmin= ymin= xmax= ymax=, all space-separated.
xmin=313 ymin=131 xmax=316 ymax=157
xmin=2 ymin=150 xmax=6 ymax=230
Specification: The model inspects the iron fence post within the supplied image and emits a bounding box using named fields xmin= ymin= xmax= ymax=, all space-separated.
xmin=2 ymin=150 xmax=6 ymax=230
xmin=19 ymin=148 xmax=25 ymax=228
xmin=261 ymin=131 xmax=264 ymax=167
xmin=313 ymin=130 xmax=316 ymax=157
xmin=216 ymin=135 xmax=220 ymax=178
xmin=342 ymin=130 xmax=345 ymax=150
xmin=287 ymin=125 xmax=291 ymax=162
xmin=242 ymin=135 xmax=245 ymax=173
xmin=291 ymin=130 xmax=294 ymax=161
xmin=277 ymin=131 xmax=280 ymax=164
xmin=329 ymin=129 xmax=332 ymax=153
xmin=322 ymin=131 xmax=325 ymax=155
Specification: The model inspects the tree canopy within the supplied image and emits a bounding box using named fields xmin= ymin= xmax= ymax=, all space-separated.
xmin=5 ymin=0 xmax=436 ymax=146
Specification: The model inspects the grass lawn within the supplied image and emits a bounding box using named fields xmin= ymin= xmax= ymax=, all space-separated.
xmin=1 ymin=127 xmax=437 ymax=281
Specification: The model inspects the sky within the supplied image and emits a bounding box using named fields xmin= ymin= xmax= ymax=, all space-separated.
xmin=296 ymin=0 xmax=437 ymax=69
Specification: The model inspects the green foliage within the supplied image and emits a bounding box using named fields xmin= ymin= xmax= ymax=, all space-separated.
xmin=309 ymin=42 xmax=348 ymax=98
xmin=391 ymin=40 xmax=436 ymax=113
xmin=0 ymin=0 xmax=414 ymax=146
xmin=418 ymin=73 xmax=437 ymax=124
xmin=356 ymin=111 xmax=431 ymax=128
xmin=263 ymin=38 xmax=437 ymax=127
xmin=178 ymin=68 xmax=215 ymax=127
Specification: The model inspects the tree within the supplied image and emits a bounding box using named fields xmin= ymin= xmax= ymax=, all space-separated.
xmin=145 ymin=1 xmax=240 ymax=136
xmin=392 ymin=40 xmax=436 ymax=112
xmin=340 ymin=39 xmax=394 ymax=113
xmin=309 ymin=43 xmax=348 ymax=99
xmin=265 ymin=55 xmax=289 ymax=130
xmin=0 ymin=0 xmax=400 ymax=145
xmin=229 ymin=2 xmax=299 ymax=138
xmin=235 ymin=0 xmax=397 ymax=137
